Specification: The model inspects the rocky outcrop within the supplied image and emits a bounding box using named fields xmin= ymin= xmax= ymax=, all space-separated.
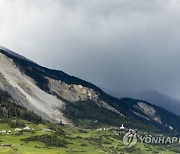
xmin=136 ymin=102 xmax=162 ymax=124
xmin=47 ymin=77 xmax=122 ymax=115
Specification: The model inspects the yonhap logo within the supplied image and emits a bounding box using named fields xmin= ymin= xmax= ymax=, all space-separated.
xmin=139 ymin=136 xmax=180 ymax=144
xmin=123 ymin=132 xmax=137 ymax=148
xmin=123 ymin=131 xmax=180 ymax=148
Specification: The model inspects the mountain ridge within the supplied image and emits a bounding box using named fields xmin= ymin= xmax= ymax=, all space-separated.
xmin=107 ymin=90 xmax=180 ymax=116
xmin=0 ymin=47 xmax=180 ymax=134
xmin=0 ymin=46 xmax=31 ymax=62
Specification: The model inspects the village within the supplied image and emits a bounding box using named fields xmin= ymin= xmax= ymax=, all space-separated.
xmin=0 ymin=126 xmax=33 ymax=148
xmin=0 ymin=126 xmax=32 ymax=135
xmin=96 ymin=124 xmax=135 ymax=136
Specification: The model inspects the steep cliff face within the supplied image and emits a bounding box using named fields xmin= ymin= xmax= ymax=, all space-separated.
xmin=0 ymin=52 xmax=69 ymax=124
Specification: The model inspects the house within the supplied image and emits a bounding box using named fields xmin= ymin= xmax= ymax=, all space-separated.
xmin=1 ymin=130 xmax=6 ymax=133
xmin=15 ymin=128 xmax=22 ymax=131
xmin=7 ymin=130 xmax=12 ymax=134
xmin=97 ymin=128 xmax=103 ymax=131
xmin=23 ymin=126 xmax=31 ymax=130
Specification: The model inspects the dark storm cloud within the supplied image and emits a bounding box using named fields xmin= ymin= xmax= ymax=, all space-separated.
xmin=1 ymin=0 xmax=180 ymax=98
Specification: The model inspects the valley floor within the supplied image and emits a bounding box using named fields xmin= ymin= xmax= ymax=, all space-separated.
xmin=0 ymin=122 xmax=178 ymax=154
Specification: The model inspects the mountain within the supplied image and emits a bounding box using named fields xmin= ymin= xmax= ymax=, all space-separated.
xmin=108 ymin=90 xmax=180 ymax=116
xmin=0 ymin=47 xmax=180 ymax=134
xmin=0 ymin=46 xmax=31 ymax=61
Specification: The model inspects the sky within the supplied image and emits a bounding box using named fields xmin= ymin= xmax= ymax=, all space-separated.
xmin=0 ymin=0 xmax=180 ymax=99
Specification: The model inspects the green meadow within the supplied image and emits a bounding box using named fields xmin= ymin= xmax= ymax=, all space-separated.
xmin=0 ymin=121 xmax=179 ymax=154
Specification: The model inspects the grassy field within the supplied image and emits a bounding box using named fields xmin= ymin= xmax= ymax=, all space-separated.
xmin=0 ymin=121 xmax=179 ymax=154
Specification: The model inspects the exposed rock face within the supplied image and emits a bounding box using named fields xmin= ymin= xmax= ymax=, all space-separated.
xmin=47 ymin=78 xmax=99 ymax=102
xmin=137 ymin=102 xmax=156 ymax=117
xmin=136 ymin=102 xmax=162 ymax=124
xmin=48 ymin=78 xmax=122 ymax=115
xmin=0 ymin=53 xmax=70 ymax=124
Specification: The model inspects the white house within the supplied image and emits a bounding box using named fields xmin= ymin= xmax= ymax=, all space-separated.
xmin=97 ymin=128 xmax=103 ymax=131
xmin=7 ymin=130 xmax=12 ymax=134
xmin=120 ymin=124 xmax=125 ymax=130
xmin=15 ymin=128 xmax=22 ymax=131
xmin=0 ymin=130 xmax=6 ymax=133
xmin=23 ymin=126 xmax=31 ymax=130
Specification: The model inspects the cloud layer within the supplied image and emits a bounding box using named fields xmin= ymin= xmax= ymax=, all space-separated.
xmin=1 ymin=0 xmax=180 ymax=98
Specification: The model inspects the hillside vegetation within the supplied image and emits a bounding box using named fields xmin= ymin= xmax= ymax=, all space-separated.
xmin=0 ymin=89 xmax=43 ymax=124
